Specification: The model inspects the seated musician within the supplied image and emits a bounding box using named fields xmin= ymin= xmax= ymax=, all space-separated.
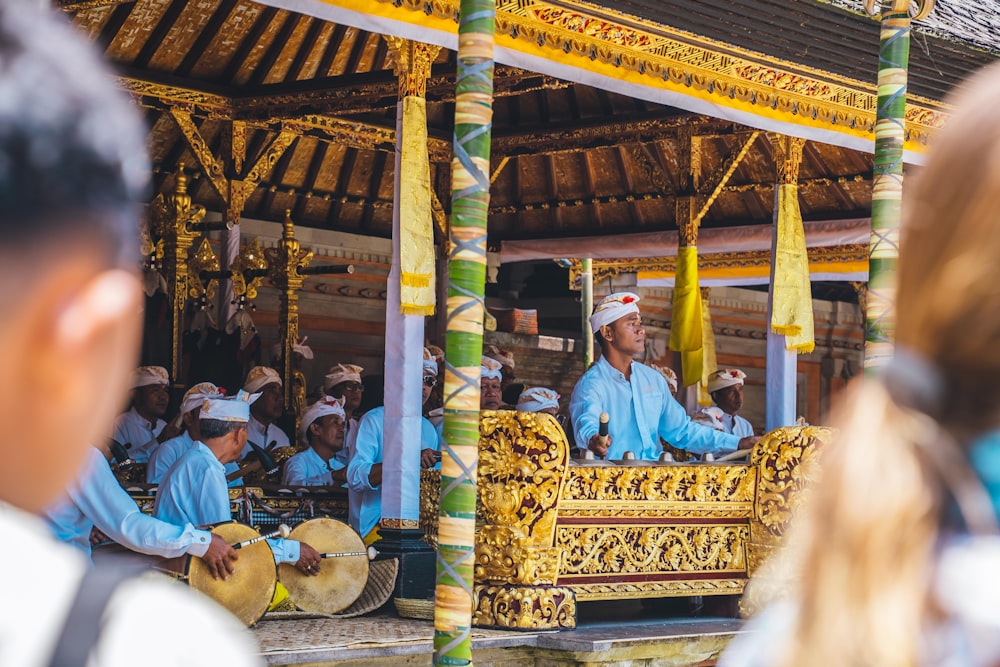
xmin=282 ymin=396 xmax=348 ymax=487
xmin=347 ymin=348 xmax=441 ymax=544
xmin=241 ymin=365 xmax=291 ymax=459
xmin=696 ymin=369 xmax=755 ymax=437
xmin=42 ymin=443 xmax=238 ymax=580
xmin=569 ymin=292 xmax=759 ymax=460
xmin=480 ymin=356 xmax=504 ymax=410
xmin=516 ymin=386 xmax=561 ymax=416
xmin=652 ymin=364 xmax=679 ymax=397
xmin=154 ymin=392 xmax=322 ymax=576
xmin=112 ymin=365 xmax=181 ymax=462
xmin=147 ymin=382 xmax=239 ymax=484
xmin=690 ymin=406 xmax=727 ymax=432
xmin=324 ymin=362 xmax=365 ymax=465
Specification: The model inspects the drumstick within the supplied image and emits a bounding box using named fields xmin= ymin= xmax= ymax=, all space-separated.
xmin=597 ymin=412 xmax=610 ymax=452
xmin=231 ymin=524 xmax=290 ymax=550
xmin=319 ymin=546 xmax=378 ymax=561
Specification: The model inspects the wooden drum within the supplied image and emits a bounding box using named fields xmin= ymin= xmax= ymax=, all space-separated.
xmin=278 ymin=518 xmax=368 ymax=614
xmin=160 ymin=522 xmax=276 ymax=627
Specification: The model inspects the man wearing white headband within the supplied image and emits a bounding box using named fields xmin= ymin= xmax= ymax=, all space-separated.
xmin=111 ymin=365 xmax=181 ymax=463
xmin=324 ymin=362 xmax=365 ymax=467
xmin=147 ymin=383 xmax=241 ymax=485
xmin=283 ymin=396 xmax=348 ymax=486
xmin=241 ymin=365 xmax=291 ymax=461
xmin=697 ymin=369 xmax=754 ymax=437
xmin=570 ymin=292 xmax=758 ymax=460
xmin=156 ymin=392 xmax=322 ymax=577
xmin=480 ymin=356 xmax=504 ymax=410
xmin=348 ymin=348 xmax=441 ymax=544
xmin=517 ymin=387 xmax=561 ymax=415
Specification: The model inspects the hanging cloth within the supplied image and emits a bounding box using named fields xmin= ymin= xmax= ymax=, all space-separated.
xmin=670 ymin=245 xmax=704 ymax=387
xmin=771 ymin=184 xmax=815 ymax=353
xmin=399 ymin=94 xmax=436 ymax=316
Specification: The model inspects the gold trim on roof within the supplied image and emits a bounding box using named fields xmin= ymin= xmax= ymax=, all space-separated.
xmin=374 ymin=0 xmax=947 ymax=148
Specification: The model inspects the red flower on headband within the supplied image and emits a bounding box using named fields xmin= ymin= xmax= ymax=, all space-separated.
xmin=217 ymin=387 xmax=227 ymax=395
xmin=622 ymin=296 xmax=635 ymax=304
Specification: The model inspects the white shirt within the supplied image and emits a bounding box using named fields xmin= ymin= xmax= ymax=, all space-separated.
xmin=696 ymin=407 xmax=755 ymax=438
xmin=112 ymin=407 xmax=165 ymax=463
xmin=240 ymin=415 xmax=291 ymax=460
xmin=2 ymin=502 xmax=261 ymax=667
xmin=282 ymin=446 xmax=346 ymax=486
xmin=42 ymin=447 xmax=211 ymax=559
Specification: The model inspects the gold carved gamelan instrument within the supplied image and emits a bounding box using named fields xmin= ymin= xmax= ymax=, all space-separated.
xmin=159 ymin=522 xmax=287 ymax=626
xmin=278 ymin=517 xmax=375 ymax=614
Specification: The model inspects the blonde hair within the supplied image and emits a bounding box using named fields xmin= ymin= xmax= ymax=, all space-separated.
xmin=774 ymin=62 xmax=1000 ymax=667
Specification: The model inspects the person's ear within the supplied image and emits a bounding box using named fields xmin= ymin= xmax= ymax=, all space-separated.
xmin=600 ymin=325 xmax=612 ymax=343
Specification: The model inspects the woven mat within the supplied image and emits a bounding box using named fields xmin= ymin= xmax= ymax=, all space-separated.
xmin=254 ymin=611 xmax=527 ymax=654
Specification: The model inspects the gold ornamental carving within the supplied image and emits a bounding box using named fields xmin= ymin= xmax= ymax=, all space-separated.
xmin=230 ymin=237 xmax=268 ymax=300
xmin=476 ymin=525 xmax=562 ymax=586
xmin=420 ymin=468 xmax=441 ymax=548
xmin=572 ymin=579 xmax=746 ymax=601
xmin=864 ymin=0 xmax=937 ymax=20
xmin=749 ymin=425 xmax=830 ymax=539
xmin=371 ymin=0 xmax=947 ymax=149
xmin=768 ymin=133 xmax=806 ymax=185
xmin=556 ymin=525 xmax=748 ymax=576
xmin=384 ymin=37 xmax=442 ymax=98
xmin=473 ymin=585 xmax=577 ymax=629
xmin=561 ymin=463 xmax=755 ymax=505
xmin=187 ymin=237 xmax=220 ymax=301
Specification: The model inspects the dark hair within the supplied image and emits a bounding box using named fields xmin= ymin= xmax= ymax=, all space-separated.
xmin=198 ymin=419 xmax=246 ymax=440
xmin=0 ymin=4 xmax=148 ymax=265
xmin=593 ymin=329 xmax=607 ymax=354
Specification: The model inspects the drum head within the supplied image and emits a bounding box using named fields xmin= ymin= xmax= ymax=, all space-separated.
xmin=189 ymin=523 xmax=276 ymax=627
xmin=279 ymin=518 xmax=368 ymax=614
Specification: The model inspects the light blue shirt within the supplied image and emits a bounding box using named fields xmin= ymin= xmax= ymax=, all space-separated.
xmin=282 ymin=446 xmax=346 ymax=486
xmin=346 ymin=406 xmax=440 ymax=538
xmin=43 ymin=447 xmax=211 ymax=558
xmin=240 ymin=415 xmax=291 ymax=461
xmin=147 ymin=431 xmax=242 ymax=486
xmin=154 ymin=442 xmax=300 ymax=564
xmin=112 ymin=406 xmax=165 ymax=463
xmin=570 ymin=356 xmax=740 ymax=460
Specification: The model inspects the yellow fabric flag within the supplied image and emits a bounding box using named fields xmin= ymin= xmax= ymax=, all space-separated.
xmin=697 ymin=293 xmax=718 ymax=406
xmin=771 ymin=184 xmax=815 ymax=353
xmin=399 ymin=95 xmax=436 ymax=316
xmin=670 ymin=246 xmax=703 ymax=386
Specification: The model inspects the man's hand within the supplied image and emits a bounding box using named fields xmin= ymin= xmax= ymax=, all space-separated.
xmin=330 ymin=467 xmax=347 ymax=485
xmin=420 ymin=448 xmax=438 ymax=469
xmin=202 ymin=533 xmax=238 ymax=581
xmin=737 ymin=436 xmax=760 ymax=450
xmin=89 ymin=527 xmax=109 ymax=547
xmin=294 ymin=542 xmax=322 ymax=576
xmin=587 ymin=433 xmax=611 ymax=458
xmin=157 ymin=421 xmax=183 ymax=443
xmin=368 ymin=462 xmax=383 ymax=487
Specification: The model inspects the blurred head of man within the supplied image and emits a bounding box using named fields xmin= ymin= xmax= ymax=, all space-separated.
xmin=0 ymin=2 xmax=149 ymax=512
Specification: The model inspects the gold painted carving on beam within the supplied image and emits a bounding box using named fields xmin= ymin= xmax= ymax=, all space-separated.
xmin=384 ymin=37 xmax=443 ymax=98
xmin=230 ymin=237 xmax=269 ymax=299
xmin=769 ymin=133 xmax=806 ymax=184
xmin=187 ymin=237 xmax=220 ymax=300
xmin=556 ymin=524 xmax=748 ymax=576
xmin=562 ymin=464 xmax=755 ymax=504
xmin=567 ymin=244 xmax=868 ymax=285
xmin=864 ymin=0 xmax=937 ymax=20
xmin=372 ymin=0 xmax=947 ymax=145
xmin=473 ymin=585 xmax=577 ymax=629
xmin=571 ymin=579 xmax=745 ymax=601
xmin=168 ymin=108 xmax=228 ymax=201
xmin=557 ymin=503 xmax=752 ymax=519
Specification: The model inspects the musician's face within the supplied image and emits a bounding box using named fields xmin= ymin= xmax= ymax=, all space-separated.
xmin=251 ymin=382 xmax=284 ymax=422
xmin=133 ymin=383 xmax=169 ymax=419
xmin=311 ymin=414 xmax=345 ymax=452
xmin=714 ymin=384 xmax=744 ymax=415
xmin=604 ymin=313 xmax=645 ymax=357
xmin=329 ymin=381 xmax=363 ymax=413
xmin=481 ymin=377 xmax=502 ymax=410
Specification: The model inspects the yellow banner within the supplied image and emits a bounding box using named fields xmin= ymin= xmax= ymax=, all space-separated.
xmin=771 ymin=184 xmax=815 ymax=353
xmin=669 ymin=246 xmax=703 ymax=386
xmin=698 ymin=294 xmax=717 ymax=405
xmin=400 ymin=95 xmax=436 ymax=316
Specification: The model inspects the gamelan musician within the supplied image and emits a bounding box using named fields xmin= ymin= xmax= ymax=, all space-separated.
xmin=42 ymin=444 xmax=238 ymax=581
xmin=282 ymin=396 xmax=348 ymax=487
xmin=569 ymin=292 xmax=759 ymax=460
xmin=111 ymin=365 xmax=181 ymax=463
xmin=154 ymin=391 xmax=322 ymax=576
xmin=240 ymin=366 xmax=291 ymax=460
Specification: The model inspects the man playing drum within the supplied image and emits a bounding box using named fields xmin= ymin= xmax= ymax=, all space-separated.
xmin=0 ymin=3 xmax=258 ymax=663
xmin=155 ymin=392 xmax=323 ymax=576
xmin=284 ymin=396 xmax=349 ymax=486
xmin=569 ymin=292 xmax=759 ymax=460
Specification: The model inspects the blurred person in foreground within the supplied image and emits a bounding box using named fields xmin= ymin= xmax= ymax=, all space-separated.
xmin=720 ymin=63 xmax=1000 ymax=667
xmin=0 ymin=3 xmax=258 ymax=665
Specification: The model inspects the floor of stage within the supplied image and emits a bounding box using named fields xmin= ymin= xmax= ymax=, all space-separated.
xmin=253 ymin=600 xmax=744 ymax=666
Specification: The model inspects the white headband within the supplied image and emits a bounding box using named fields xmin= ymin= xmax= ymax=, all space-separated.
xmin=516 ymin=387 xmax=560 ymax=413
xmin=244 ymin=366 xmax=282 ymax=393
xmin=200 ymin=390 xmax=261 ymax=423
xmin=707 ymin=369 xmax=746 ymax=394
xmin=180 ymin=382 xmax=222 ymax=415
xmin=481 ymin=356 xmax=503 ymax=382
xmin=589 ymin=292 xmax=641 ymax=333
xmin=299 ymin=396 xmax=346 ymax=444
xmin=324 ymin=363 xmax=364 ymax=392
xmin=133 ymin=366 xmax=169 ymax=389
